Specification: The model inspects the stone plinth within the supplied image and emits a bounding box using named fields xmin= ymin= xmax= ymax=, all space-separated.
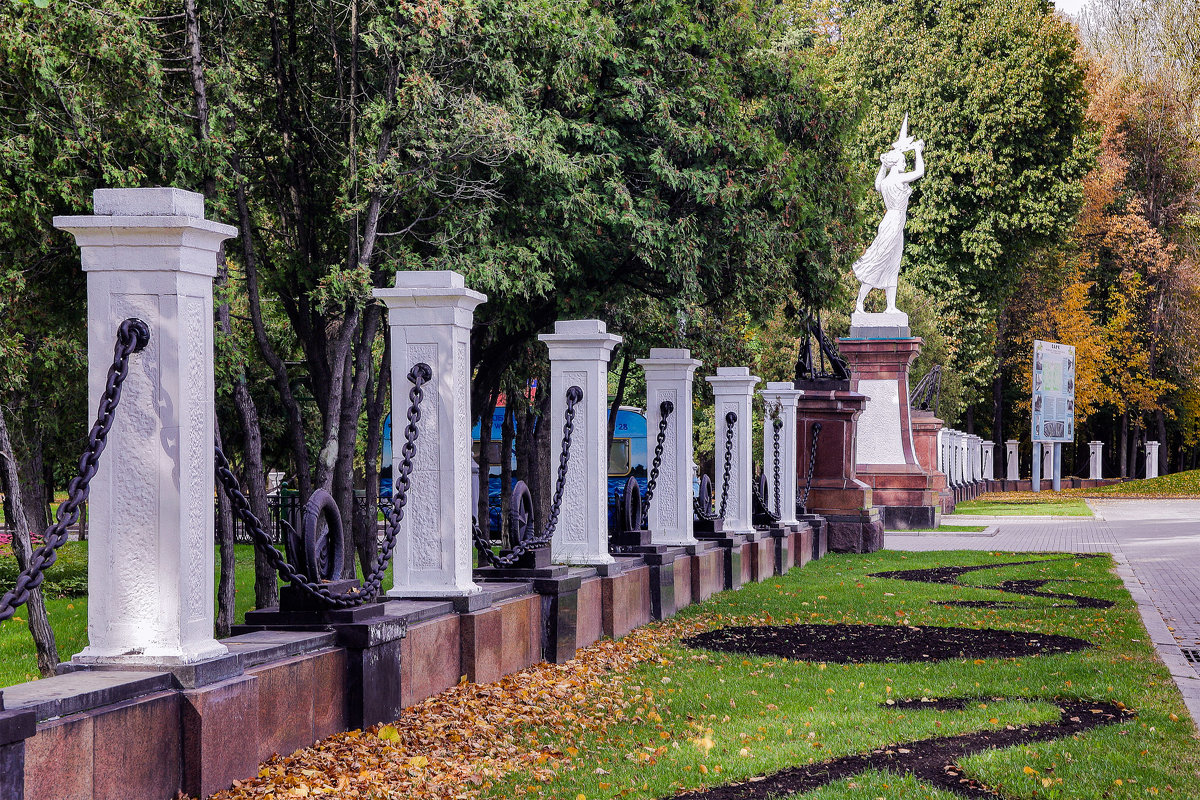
xmin=912 ymin=411 xmax=952 ymax=514
xmin=1089 ymin=441 xmax=1103 ymax=480
xmin=56 ymin=188 xmax=235 ymax=666
xmin=539 ymin=320 xmax=621 ymax=565
xmin=706 ymin=367 xmax=760 ymax=536
xmin=374 ymin=271 xmax=485 ymax=599
xmin=760 ymin=383 xmax=803 ymax=526
xmin=794 ymin=381 xmax=883 ymax=552
xmin=636 ymin=349 xmax=702 ymax=546
xmin=837 ymin=337 xmax=940 ymax=530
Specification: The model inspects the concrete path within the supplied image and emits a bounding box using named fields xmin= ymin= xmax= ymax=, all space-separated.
xmin=887 ymin=499 xmax=1200 ymax=730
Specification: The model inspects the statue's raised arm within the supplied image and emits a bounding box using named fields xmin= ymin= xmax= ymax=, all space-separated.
xmin=850 ymin=114 xmax=924 ymax=328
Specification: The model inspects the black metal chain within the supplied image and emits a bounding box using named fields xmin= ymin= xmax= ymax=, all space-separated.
xmin=694 ymin=476 xmax=718 ymax=521
xmin=772 ymin=407 xmax=783 ymax=518
xmin=473 ymin=385 xmax=582 ymax=568
xmin=1 ymin=319 xmax=151 ymax=623
xmin=215 ymin=364 xmax=430 ymax=607
xmin=717 ymin=411 xmax=735 ymax=519
xmin=638 ymin=400 xmax=673 ymax=529
xmin=800 ymin=421 xmax=822 ymax=512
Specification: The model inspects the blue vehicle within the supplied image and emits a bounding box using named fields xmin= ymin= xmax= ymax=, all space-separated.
xmin=381 ymin=404 xmax=649 ymax=534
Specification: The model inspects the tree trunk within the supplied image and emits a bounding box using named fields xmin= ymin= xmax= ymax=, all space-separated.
xmin=532 ymin=387 xmax=553 ymax=535
xmin=965 ymin=406 xmax=974 ymax=436
xmin=0 ymin=405 xmax=59 ymax=675
xmin=1119 ymin=412 xmax=1128 ymax=478
xmin=499 ymin=397 xmax=516 ymax=548
xmin=14 ymin=411 xmax=49 ymax=533
xmin=334 ymin=305 xmax=380 ymax=577
xmin=357 ymin=338 xmax=388 ymax=578
xmin=1155 ymin=410 xmax=1168 ymax=475
xmin=214 ymin=427 xmax=237 ymax=638
xmin=607 ymin=349 xmax=630 ymax=453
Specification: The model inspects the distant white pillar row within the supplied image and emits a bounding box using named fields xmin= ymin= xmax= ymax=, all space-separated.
xmin=1089 ymin=441 xmax=1104 ymax=480
xmin=937 ymin=429 xmax=946 ymax=475
xmin=1145 ymin=441 xmax=1160 ymax=479
xmin=761 ymin=382 xmax=803 ymax=526
xmin=953 ymin=431 xmax=965 ymax=485
xmin=637 ymin=349 xmax=702 ymax=546
xmin=981 ymin=441 xmax=995 ymax=481
xmin=56 ymin=188 xmax=236 ymax=666
xmin=1005 ymin=440 xmax=1019 ymax=481
xmin=706 ymin=367 xmax=760 ymax=536
xmin=375 ymin=271 xmax=485 ymax=599
xmin=540 ymin=320 xmax=621 ymax=565
xmin=972 ymin=436 xmax=983 ymax=482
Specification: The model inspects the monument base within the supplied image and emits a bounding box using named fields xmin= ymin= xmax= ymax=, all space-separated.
xmin=825 ymin=509 xmax=885 ymax=553
xmin=850 ymin=310 xmax=910 ymax=339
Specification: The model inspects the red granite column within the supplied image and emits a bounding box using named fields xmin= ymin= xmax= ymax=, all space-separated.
xmin=794 ymin=384 xmax=884 ymax=553
xmin=837 ymin=338 xmax=941 ymax=529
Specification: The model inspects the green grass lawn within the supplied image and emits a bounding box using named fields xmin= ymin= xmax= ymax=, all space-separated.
xmin=887 ymin=524 xmax=989 ymax=532
xmin=953 ymin=498 xmax=1093 ymax=516
xmin=481 ymin=550 xmax=1198 ymax=800
xmin=1081 ymin=468 xmax=1200 ymax=497
xmin=0 ymin=542 xmax=394 ymax=687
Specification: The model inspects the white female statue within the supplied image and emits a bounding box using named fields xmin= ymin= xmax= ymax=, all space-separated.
xmin=852 ymin=115 xmax=924 ymax=317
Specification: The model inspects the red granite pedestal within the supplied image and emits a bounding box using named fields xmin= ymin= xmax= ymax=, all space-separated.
xmin=837 ymin=338 xmax=941 ymax=530
xmin=911 ymin=409 xmax=954 ymax=514
xmin=795 ymin=381 xmax=883 ymax=553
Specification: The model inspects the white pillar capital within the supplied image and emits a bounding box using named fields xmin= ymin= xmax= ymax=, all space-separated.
xmin=760 ymin=382 xmax=803 ymax=526
xmin=540 ymin=320 xmax=621 ymax=565
xmin=57 ymin=188 xmax=235 ymax=666
xmin=637 ymin=349 xmax=702 ymax=546
xmin=706 ymin=367 xmax=760 ymax=536
xmin=374 ymin=270 xmax=486 ymax=598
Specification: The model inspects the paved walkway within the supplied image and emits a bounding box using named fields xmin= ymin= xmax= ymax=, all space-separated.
xmin=887 ymin=499 xmax=1200 ymax=729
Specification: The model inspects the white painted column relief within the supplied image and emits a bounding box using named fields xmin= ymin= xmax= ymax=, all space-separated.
xmin=636 ymin=349 xmax=702 ymax=546
xmin=375 ymin=271 xmax=485 ymax=598
xmin=57 ymin=188 xmax=235 ymax=666
xmin=540 ymin=320 xmax=621 ymax=565
xmin=761 ymin=383 xmax=803 ymax=527
xmin=706 ymin=367 xmax=760 ymax=536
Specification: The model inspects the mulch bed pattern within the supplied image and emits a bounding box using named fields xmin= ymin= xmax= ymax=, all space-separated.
xmin=666 ymin=697 xmax=1133 ymax=799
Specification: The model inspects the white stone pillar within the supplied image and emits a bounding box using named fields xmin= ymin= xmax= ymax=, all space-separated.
xmin=706 ymin=367 xmax=760 ymax=536
xmin=1145 ymin=441 xmax=1160 ymax=479
xmin=1005 ymin=440 xmax=1019 ymax=481
xmin=982 ymin=441 xmax=995 ymax=480
xmin=1041 ymin=442 xmax=1054 ymax=483
xmin=761 ymin=382 xmax=803 ymax=526
xmin=636 ymin=348 xmax=702 ymax=546
xmin=937 ymin=429 xmax=947 ymax=474
xmin=374 ymin=271 xmax=485 ymax=598
xmin=56 ymin=188 xmax=235 ymax=666
xmin=1089 ymin=441 xmax=1103 ymax=480
xmin=1032 ymin=441 xmax=1043 ymax=492
xmin=952 ymin=431 xmax=964 ymax=485
xmin=972 ymin=436 xmax=983 ymax=482
xmin=540 ymin=320 xmax=621 ymax=565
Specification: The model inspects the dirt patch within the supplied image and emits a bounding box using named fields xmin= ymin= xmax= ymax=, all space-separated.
xmin=665 ymin=697 xmax=1133 ymax=799
xmin=682 ymin=622 xmax=1092 ymax=664
xmin=870 ymin=555 xmax=1115 ymax=610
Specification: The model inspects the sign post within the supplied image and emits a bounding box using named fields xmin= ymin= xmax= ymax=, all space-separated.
xmin=1031 ymin=340 xmax=1076 ymax=492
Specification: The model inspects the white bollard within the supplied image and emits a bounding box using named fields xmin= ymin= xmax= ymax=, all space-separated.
xmin=56 ymin=188 xmax=235 ymax=666
xmin=982 ymin=441 xmax=995 ymax=481
xmin=1005 ymin=440 xmax=1019 ymax=481
xmin=636 ymin=348 xmax=702 ymax=546
xmin=1145 ymin=441 xmax=1160 ymax=479
xmin=706 ymin=367 xmax=760 ymax=536
xmin=1041 ymin=442 xmax=1054 ymax=484
xmin=760 ymin=382 xmax=803 ymax=527
xmin=540 ymin=320 xmax=621 ymax=565
xmin=374 ymin=271 xmax=485 ymax=599
xmin=1089 ymin=441 xmax=1104 ymax=480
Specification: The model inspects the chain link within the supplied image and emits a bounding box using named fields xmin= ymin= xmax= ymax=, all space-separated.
xmin=637 ymin=400 xmax=673 ymax=530
xmin=473 ymin=386 xmax=582 ymax=568
xmin=215 ymin=363 xmax=430 ymax=607
xmin=800 ymin=421 xmax=823 ymax=512
xmin=1 ymin=319 xmax=151 ymax=623
xmin=717 ymin=411 xmax=735 ymax=519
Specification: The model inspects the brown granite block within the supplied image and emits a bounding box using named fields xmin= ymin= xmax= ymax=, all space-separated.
xmin=797 ymin=527 xmax=813 ymax=566
xmin=92 ymin=691 xmax=181 ymax=800
xmin=693 ymin=549 xmax=724 ymax=602
xmin=25 ymin=713 xmax=92 ymax=800
xmin=181 ymin=674 xmax=260 ymax=799
xmin=248 ymin=653 xmax=316 ymax=762
xmin=754 ymin=539 xmax=775 ymax=581
xmin=673 ymin=554 xmax=694 ymax=610
xmin=603 ymin=566 xmax=652 ymax=640
xmin=576 ymin=577 xmax=603 ymax=650
xmin=313 ymin=648 xmax=348 ymax=739
xmin=460 ymin=605 xmax=504 ymax=685
xmin=499 ymin=596 xmax=538 ymax=676
xmin=737 ymin=542 xmax=753 ymax=586
xmin=401 ymin=614 xmax=461 ymax=707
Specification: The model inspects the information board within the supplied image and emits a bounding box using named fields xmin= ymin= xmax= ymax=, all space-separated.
xmin=1032 ymin=340 xmax=1075 ymax=443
